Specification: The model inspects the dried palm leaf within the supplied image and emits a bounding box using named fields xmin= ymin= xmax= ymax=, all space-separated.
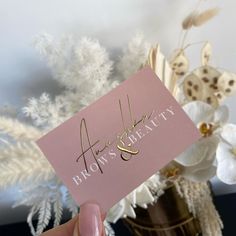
xmin=146 ymin=45 xmax=173 ymax=92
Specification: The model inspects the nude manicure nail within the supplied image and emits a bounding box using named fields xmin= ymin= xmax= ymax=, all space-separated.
xmin=79 ymin=203 xmax=102 ymax=236
xmin=73 ymin=221 xmax=79 ymax=236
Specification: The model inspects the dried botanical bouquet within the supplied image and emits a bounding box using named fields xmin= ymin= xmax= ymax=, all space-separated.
xmin=0 ymin=1 xmax=235 ymax=236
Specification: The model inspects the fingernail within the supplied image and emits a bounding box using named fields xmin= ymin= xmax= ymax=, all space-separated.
xmin=79 ymin=203 xmax=103 ymax=236
xmin=73 ymin=221 xmax=79 ymax=236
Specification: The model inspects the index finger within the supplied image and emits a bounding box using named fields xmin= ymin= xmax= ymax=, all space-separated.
xmin=41 ymin=215 xmax=79 ymax=236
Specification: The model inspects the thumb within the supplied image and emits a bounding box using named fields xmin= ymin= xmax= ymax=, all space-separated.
xmin=73 ymin=203 xmax=104 ymax=236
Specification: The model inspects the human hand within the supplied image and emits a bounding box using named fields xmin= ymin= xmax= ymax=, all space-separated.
xmin=42 ymin=203 xmax=105 ymax=236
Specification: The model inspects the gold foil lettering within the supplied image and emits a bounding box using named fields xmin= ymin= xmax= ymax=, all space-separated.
xmin=76 ymin=118 xmax=103 ymax=174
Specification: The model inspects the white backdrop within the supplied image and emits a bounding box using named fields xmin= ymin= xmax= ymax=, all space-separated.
xmin=0 ymin=0 xmax=235 ymax=225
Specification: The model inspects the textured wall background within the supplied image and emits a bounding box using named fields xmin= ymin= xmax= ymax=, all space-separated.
xmin=0 ymin=0 xmax=235 ymax=225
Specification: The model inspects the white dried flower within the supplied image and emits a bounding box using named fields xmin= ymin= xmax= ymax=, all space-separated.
xmin=175 ymin=102 xmax=229 ymax=182
xmin=216 ymin=124 xmax=236 ymax=184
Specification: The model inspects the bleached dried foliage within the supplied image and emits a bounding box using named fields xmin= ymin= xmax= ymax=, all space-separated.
xmin=22 ymin=93 xmax=72 ymax=129
xmin=175 ymin=178 xmax=223 ymax=236
xmin=34 ymin=34 xmax=114 ymax=91
xmin=0 ymin=116 xmax=42 ymax=141
xmin=182 ymin=7 xmax=220 ymax=30
xmin=117 ymin=33 xmax=150 ymax=80
xmin=13 ymin=183 xmax=78 ymax=236
xmin=24 ymin=35 xmax=120 ymax=131
xmin=0 ymin=142 xmax=54 ymax=189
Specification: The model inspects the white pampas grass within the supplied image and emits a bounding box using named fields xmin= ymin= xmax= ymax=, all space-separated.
xmin=23 ymin=93 xmax=72 ymax=129
xmin=24 ymin=35 xmax=120 ymax=130
xmin=0 ymin=116 xmax=42 ymax=141
xmin=175 ymin=177 xmax=223 ymax=236
xmin=0 ymin=142 xmax=54 ymax=189
xmin=117 ymin=33 xmax=150 ymax=80
xmin=34 ymin=34 xmax=113 ymax=91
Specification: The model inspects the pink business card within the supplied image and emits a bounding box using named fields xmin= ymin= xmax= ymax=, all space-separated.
xmin=36 ymin=67 xmax=200 ymax=212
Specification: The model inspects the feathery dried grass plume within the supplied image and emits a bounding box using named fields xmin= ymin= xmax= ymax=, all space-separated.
xmin=182 ymin=12 xmax=198 ymax=30
xmin=182 ymin=7 xmax=220 ymax=30
xmin=193 ymin=7 xmax=220 ymax=27
xmin=34 ymin=34 xmax=113 ymax=91
xmin=0 ymin=141 xmax=54 ymax=189
xmin=175 ymin=178 xmax=223 ymax=236
xmin=23 ymin=93 xmax=72 ymax=130
xmin=0 ymin=116 xmax=42 ymax=141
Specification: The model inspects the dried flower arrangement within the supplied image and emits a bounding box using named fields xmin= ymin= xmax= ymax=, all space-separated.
xmin=0 ymin=1 xmax=236 ymax=236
